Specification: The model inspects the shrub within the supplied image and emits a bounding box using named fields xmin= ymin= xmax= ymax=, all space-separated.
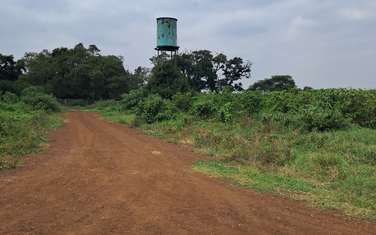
xmin=21 ymin=86 xmax=46 ymax=97
xmin=218 ymin=102 xmax=233 ymax=123
xmin=262 ymin=90 xmax=303 ymax=113
xmin=191 ymin=98 xmax=217 ymax=119
xmin=136 ymin=94 xmax=176 ymax=123
xmin=120 ymin=88 xmax=146 ymax=111
xmin=238 ymin=91 xmax=262 ymax=115
xmin=336 ymin=89 xmax=376 ymax=128
xmin=21 ymin=92 xmax=61 ymax=113
xmin=260 ymin=112 xmax=300 ymax=131
xmin=172 ymin=92 xmax=192 ymax=111
xmin=1 ymin=92 xmax=19 ymax=103
xmin=299 ymin=105 xmax=350 ymax=131
xmin=0 ymin=80 xmax=20 ymax=95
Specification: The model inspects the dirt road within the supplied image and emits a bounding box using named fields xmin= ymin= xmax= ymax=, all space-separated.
xmin=1 ymin=112 xmax=375 ymax=235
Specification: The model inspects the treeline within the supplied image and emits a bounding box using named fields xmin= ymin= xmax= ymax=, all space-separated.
xmin=2 ymin=43 xmax=376 ymax=132
xmin=1 ymin=44 xmax=143 ymax=101
xmin=1 ymin=43 xmax=253 ymax=102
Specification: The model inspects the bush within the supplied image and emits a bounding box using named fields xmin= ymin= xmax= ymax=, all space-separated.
xmin=172 ymin=92 xmax=192 ymax=111
xmin=260 ymin=112 xmax=300 ymax=131
xmin=21 ymin=90 xmax=60 ymax=113
xmin=136 ymin=94 xmax=176 ymax=123
xmin=218 ymin=102 xmax=234 ymax=123
xmin=1 ymin=92 xmax=19 ymax=103
xmin=0 ymin=80 xmax=21 ymax=95
xmin=238 ymin=91 xmax=262 ymax=115
xmin=21 ymin=86 xmax=46 ymax=97
xmin=299 ymin=105 xmax=350 ymax=131
xmin=191 ymin=97 xmax=217 ymax=119
xmin=157 ymin=100 xmax=178 ymax=121
xmin=336 ymin=89 xmax=376 ymax=128
xmin=120 ymin=88 xmax=146 ymax=111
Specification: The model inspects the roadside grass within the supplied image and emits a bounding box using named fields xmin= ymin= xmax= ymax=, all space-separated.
xmin=89 ymin=105 xmax=376 ymax=219
xmin=193 ymin=160 xmax=316 ymax=193
xmin=194 ymin=160 xmax=376 ymax=218
xmin=153 ymin=120 xmax=376 ymax=219
xmin=0 ymin=104 xmax=63 ymax=170
xmin=84 ymin=102 xmax=137 ymax=126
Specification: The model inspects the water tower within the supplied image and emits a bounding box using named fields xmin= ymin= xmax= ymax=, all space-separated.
xmin=155 ymin=17 xmax=179 ymax=56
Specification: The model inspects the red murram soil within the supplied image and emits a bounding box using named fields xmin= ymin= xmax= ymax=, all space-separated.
xmin=1 ymin=112 xmax=375 ymax=234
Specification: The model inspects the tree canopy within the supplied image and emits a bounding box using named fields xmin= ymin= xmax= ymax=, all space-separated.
xmin=21 ymin=43 xmax=142 ymax=100
xmin=249 ymin=75 xmax=296 ymax=92
xmin=1 ymin=44 xmax=253 ymax=100
xmin=0 ymin=54 xmax=25 ymax=81
xmin=174 ymin=50 xmax=251 ymax=92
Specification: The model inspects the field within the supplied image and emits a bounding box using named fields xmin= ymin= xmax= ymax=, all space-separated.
xmin=89 ymin=88 xmax=376 ymax=219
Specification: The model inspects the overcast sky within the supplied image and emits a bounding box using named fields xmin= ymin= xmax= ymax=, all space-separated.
xmin=1 ymin=0 xmax=375 ymax=88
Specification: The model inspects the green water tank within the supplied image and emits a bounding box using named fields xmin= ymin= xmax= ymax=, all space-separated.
xmin=156 ymin=17 xmax=179 ymax=51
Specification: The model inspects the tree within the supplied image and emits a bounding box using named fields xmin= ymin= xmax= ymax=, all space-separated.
xmin=218 ymin=57 xmax=251 ymax=91
xmin=22 ymin=43 xmax=133 ymax=101
xmin=249 ymin=75 xmax=296 ymax=92
xmin=88 ymin=45 xmax=100 ymax=55
xmin=176 ymin=50 xmax=217 ymax=92
xmin=211 ymin=53 xmax=227 ymax=91
xmin=175 ymin=51 xmax=251 ymax=92
xmin=0 ymin=53 xmax=25 ymax=81
xmin=147 ymin=60 xmax=190 ymax=98
xmin=133 ymin=66 xmax=150 ymax=86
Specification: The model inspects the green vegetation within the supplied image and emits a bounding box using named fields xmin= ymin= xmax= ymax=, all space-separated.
xmin=90 ymin=88 xmax=376 ymax=219
xmin=248 ymin=75 xmax=297 ymax=91
xmin=1 ymin=45 xmax=145 ymax=102
xmin=0 ymin=89 xmax=62 ymax=170
xmin=3 ymin=43 xmax=376 ymax=218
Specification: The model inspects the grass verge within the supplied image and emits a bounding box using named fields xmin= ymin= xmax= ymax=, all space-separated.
xmin=0 ymin=109 xmax=63 ymax=170
xmin=88 ymin=106 xmax=376 ymax=219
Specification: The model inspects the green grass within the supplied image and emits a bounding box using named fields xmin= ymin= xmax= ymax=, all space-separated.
xmin=194 ymin=160 xmax=376 ymax=218
xmin=89 ymin=103 xmax=376 ymax=219
xmin=194 ymin=160 xmax=315 ymax=193
xmin=0 ymin=103 xmax=63 ymax=170
xmin=84 ymin=100 xmax=137 ymax=126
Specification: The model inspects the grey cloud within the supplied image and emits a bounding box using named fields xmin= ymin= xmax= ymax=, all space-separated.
xmin=0 ymin=0 xmax=375 ymax=88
